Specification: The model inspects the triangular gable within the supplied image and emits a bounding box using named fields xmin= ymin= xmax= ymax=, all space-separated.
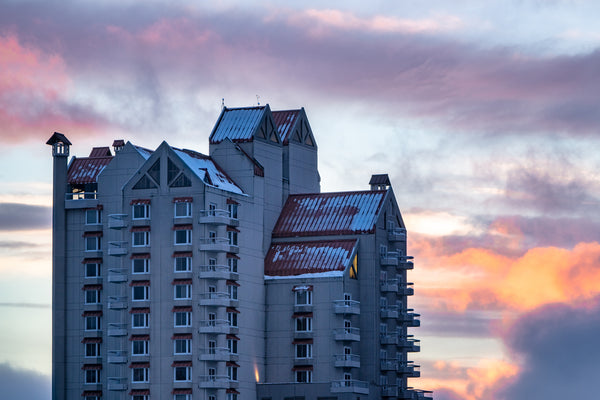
xmin=273 ymin=108 xmax=316 ymax=147
xmin=209 ymin=105 xmax=281 ymax=146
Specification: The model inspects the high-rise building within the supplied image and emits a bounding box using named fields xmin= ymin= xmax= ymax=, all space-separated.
xmin=48 ymin=105 xmax=432 ymax=400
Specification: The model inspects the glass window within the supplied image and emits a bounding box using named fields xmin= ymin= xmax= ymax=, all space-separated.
xmin=85 ymin=343 xmax=100 ymax=358
xmin=228 ymin=203 xmax=238 ymax=219
xmin=174 ymin=284 xmax=192 ymax=300
xmin=132 ymin=286 xmax=149 ymax=301
xmin=132 ymin=340 xmax=149 ymax=355
xmin=174 ymin=366 xmax=192 ymax=382
xmin=174 ymin=257 xmax=191 ymax=272
xmin=85 ymin=209 xmax=101 ymax=225
xmin=208 ymin=203 xmax=217 ymax=216
xmin=85 ymin=369 xmax=100 ymax=384
xmin=295 ymin=317 xmax=312 ymax=332
xmin=174 ymin=229 xmax=192 ymax=245
xmin=228 ymin=258 xmax=237 ymax=273
xmin=133 ymin=395 xmax=149 ymax=400
xmin=85 ymin=316 xmax=101 ymax=331
xmin=132 ymin=231 xmax=150 ymax=247
xmin=174 ymin=312 xmax=191 ymax=327
xmin=227 ymin=312 xmax=238 ymax=327
xmin=85 ymin=237 xmax=101 ymax=251
xmin=132 ymin=204 xmax=150 ymax=220
xmin=84 ymin=290 xmax=100 ymax=304
xmin=132 ymin=367 xmax=149 ymax=382
xmin=132 ymin=313 xmax=149 ymax=328
xmin=85 ymin=263 xmax=101 ymax=278
xmin=227 ymin=338 xmax=238 ymax=354
xmin=228 ymin=285 xmax=238 ymax=300
xmin=295 ymin=370 xmax=312 ymax=383
xmin=174 ymin=339 xmax=191 ymax=355
xmin=174 ymin=202 xmax=192 ymax=218
xmin=295 ymin=343 xmax=312 ymax=358
xmin=295 ymin=291 xmax=312 ymax=305
xmin=228 ymin=231 xmax=238 ymax=246
xmin=227 ymin=366 xmax=238 ymax=381
xmin=174 ymin=395 xmax=192 ymax=400
xmin=132 ymin=259 xmax=149 ymax=274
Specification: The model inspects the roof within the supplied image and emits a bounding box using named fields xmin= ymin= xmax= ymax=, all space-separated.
xmin=173 ymin=148 xmax=244 ymax=195
xmin=369 ymin=174 xmax=391 ymax=186
xmin=272 ymin=190 xmax=387 ymax=237
xmin=46 ymin=132 xmax=72 ymax=146
xmin=272 ymin=109 xmax=300 ymax=144
xmin=89 ymin=147 xmax=112 ymax=157
xmin=264 ymin=239 xmax=358 ymax=276
xmin=67 ymin=156 xmax=113 ymax=184
xmin=209 ymin=106 xmax=266 ymax=144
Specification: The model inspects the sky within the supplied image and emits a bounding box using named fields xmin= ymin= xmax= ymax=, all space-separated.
xmin=1 ymin=0 xmax=600 ymax=398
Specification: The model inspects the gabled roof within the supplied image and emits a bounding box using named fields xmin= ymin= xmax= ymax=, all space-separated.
xmin=209 ymin=106 xmax=266 ymax=144
xmin=272 ymin=109 xmax=300 ymax=144
xmin=173 ymin=148 xmax=244 ymax=195
xmin=264 ymin=239 xmax=358 ymax=276
xmin=67 ymin=156 xmax=113 ymax=184
xmin=272 ymin=190 xmax=387 ymax=237
xmin=89 ymin=147 xmax=112 ymax=157
xmin=46 ymin=132 xmax=71 ymax=146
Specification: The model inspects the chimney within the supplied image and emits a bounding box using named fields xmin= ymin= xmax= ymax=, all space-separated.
xmin=369 ymin=174 xmax=391 ymax=191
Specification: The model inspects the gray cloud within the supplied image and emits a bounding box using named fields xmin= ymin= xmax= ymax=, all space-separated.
xmin=419 ymin=310 xmax=499 ymax=338
xmin=0 ymin=302 xmax=50 ymax=309
xmin=0 ymin=203 xmax=50 ymax=231
xmin=0 ymin=363 xmax=50 ymax=400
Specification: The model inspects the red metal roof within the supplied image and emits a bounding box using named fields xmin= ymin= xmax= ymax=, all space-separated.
xmin=264 ymin=239 xmax=357 ymax=276
xmin=67 ymin=156 xmax=113 ymax=184
xmin=272 ymin=190 xmax=387 ymax=237
xmin=272 ymin=109 xmax=300 ymax=144
xmin=89 ymin=147 xmax=112 ymax=157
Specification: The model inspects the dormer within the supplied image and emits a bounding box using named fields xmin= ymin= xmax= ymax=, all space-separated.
xmin=113 ymin=139 xmax=125 ymax=153
xmin=369 ymin=174 xmax=391 ymax=191
xmin=46 ymin=132 xmax=72 ymax=157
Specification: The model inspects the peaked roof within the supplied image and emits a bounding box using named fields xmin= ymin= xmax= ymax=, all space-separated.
xmin=46 ymin=132 xmax=72 ymax=146
xmin=265 ymin=239 xmax=358 ymax=276
xmin=209 ymin=106 xmax=266 ymax=144
xmin=173 ymin=148 xmax=244 ymax=195
xmin=272 ymin=190 xmax=387 ymax=237
xmin=272 ymin=109 xmax=301 ymax=144
xmin=68 ymin=156 xmax=113 ymax=184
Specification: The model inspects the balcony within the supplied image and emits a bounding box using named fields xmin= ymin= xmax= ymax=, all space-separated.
xmin=399 ymin=336 xmax=421 ymax=352
xmin=380 ymin=252 xmax=400 ymax=266
xmin=108 ymin=296 xmax=127 ymax=310
xmin=198 ymin=265 xmax=238 ymax=280
xmin=108 ymin=214 xmax=127 ymax=229
xmin=108 ymin=268 xmax=127 ymax=283
xmin=198 ymin=209 xmax=239 ymax=227
xmin=294 ymin=357 xmax=313 ymax=366
xmin=198 ymin=375 xmax=230 ymax=389
xmin=65 ymin=192 xmax=98 ymax=209
xmin=414 ymin=389 xmax=434 ymax=400
xmin=107 ymin=323 xmax=127 ymax=337
xmin=198 ymin=237 xmax=239 ymax=253
xmin=334 ymin=354 xmax=360 ymax=368
xmin=399 ymin=310 xmax=420 ymax=327
xmin=398 ymin=282 xmax=414 ymax=296
xmin=381 ymin=359 xmax=398 ymax=371
xmin=198 ymin=292 xmax=236 ymax=307
xmin=382 ymin=385 xmax=399 ymax=397
xmin=198 ymin=347 xmax=230 ymax=361
xmin=108 ymin=241 xmax=128 ymax=256
xmin=380 ymin=331 xmax=399 ymax=345
xmin=380 ymin=279 xmax=399 ymax=293
xmin=333 ymin=300 xmax=360 ymax=315
xmin=334 ymin=327 xmax=360 ymax=342
xmin=381 ymin=306 xmax=399 ymax=319
xmin=388 ymin=228 xmax=406 ymax=242
xmin=398 ymin=256 xmax=414 ymax=270
xmin=294 ymin=303 xmax=313 ymax=313
xmin=397 ymin=362 xmax=420 ymax=377
xmin=107 ymin=377 xmax=127 ymax=391
xmin=198 ymin=319 xmax=230 ymax=334
xmin=330 ymin=380 xmax=369 ymax=395
xmin=107 ymin=351 xmax=127 ymax=364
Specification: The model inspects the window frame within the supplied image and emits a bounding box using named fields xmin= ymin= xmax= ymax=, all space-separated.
xmin=174 ymin=284 xmax=192 ymax=300
xmin=131 ymin=366 xmax=149 ymax=383
xmin=132 ymin=286 xmax=149 ymax=301
xmin=132 ymin=204 xmax=150 ymax=220
xmin=228 ymin=203 xmax=238 ymax=219
xmin=174 ymin=311 xmax=192 ymax=327
xmin=295 ymin=317 xmax=313 ymax=332
xmin=85 ymin=209 xmax=101 ymax=225
xmin=131 ymin=340 xmax=149 ymax=356
xmin=85 ymin=315 xmax=101 ymax=331
xmin=174 ymin=202 xmax=192 ymax=218
xmin=295 ymin=343 xmax=313 ymax=359
xmin=174 ymin=338 xmax=191 ymax=355
xmin=295 ymin=370 xmax=312 ymax=383
xmin=84 ymin=290 xmax=100 ymax=305
xmin=85 ymin=236 xmax=101 ymax=252
xmin=132 ymin=259 xmax=149 ymax=274
xmin=84 ymin=263 xmax=101 ymax=278
xmin=85 ymin=342 xmax=100 ymax=358
xmin=84 ymin=369 xmax=100 ymax=384
xmin=132 ymin=231 xmax=150 ymax=247
xmin=295 ymin=290 xmax=312 ymax=306
xmin=132 ymin=313 xmax=149 ymax=329
xmin=174 ymin=229 xmax=192 ymax=245
xmin=174 ymin=366 xmax=192 ymax=382
xmin=174 ymin=256 xmax=191 ymax=272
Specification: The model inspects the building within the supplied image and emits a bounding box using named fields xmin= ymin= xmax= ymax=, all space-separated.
xmin=47 ymin=105 xmax=432 ymax=400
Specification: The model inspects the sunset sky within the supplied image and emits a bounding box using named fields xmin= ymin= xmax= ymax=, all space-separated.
xmin=2 ymin=1 xmax=600 ymax=398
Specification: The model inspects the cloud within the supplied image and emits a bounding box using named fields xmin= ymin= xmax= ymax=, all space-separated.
xmin=0 ymin=302 xmax=50 ymax=309
xmin=0 ymin=363 xmax=50 ymax=400
xmin=0 ymin=240 xmax=41 ymax=249
xmin=0 ymin=203 xmax=50 ymax=231
xmin=494 ymin=298 xmax=600 ymax=399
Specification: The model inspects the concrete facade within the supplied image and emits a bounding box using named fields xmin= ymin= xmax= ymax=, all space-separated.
xmin=48 ymin=106 xmax=431 ymax=400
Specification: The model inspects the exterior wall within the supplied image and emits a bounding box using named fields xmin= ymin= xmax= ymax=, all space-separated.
xmin=285 ymin=142 xmax=320 ymax=195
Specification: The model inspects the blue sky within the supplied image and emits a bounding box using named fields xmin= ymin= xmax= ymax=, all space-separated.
xmin=1 ymin=1 xmax=600 ymax=398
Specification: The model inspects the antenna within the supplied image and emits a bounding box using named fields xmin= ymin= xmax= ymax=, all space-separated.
xmin=221 ymin=98 xmax=225 ymax=111
xmin=256 ymin=95 xmax=260 ymax=106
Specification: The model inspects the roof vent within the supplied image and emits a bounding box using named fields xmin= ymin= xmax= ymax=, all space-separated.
xmin=113 ymin=139 xmax=125 ymax=153
xmin=369 ymin=174 xmax=391 ymax=191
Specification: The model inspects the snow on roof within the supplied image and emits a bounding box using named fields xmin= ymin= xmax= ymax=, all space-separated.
xmin=173 ymin=148 xmax=245 ymax=195
xmin=272 ymin=109 xmax=300 ymax=144
xmin=264 ymin=239 xmax=357 ymax=276
xmin=272 ymin=190 xmax=387 ymax=237
xmin=67 ymin=156 xmax=113 ymax=184
xmin=209 ymin=106 xmax=266 ymax=144
xmin=133 ymin=145 xmax=153 ymax=160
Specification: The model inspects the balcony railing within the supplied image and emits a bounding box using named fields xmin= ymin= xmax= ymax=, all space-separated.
xmin=107 ymin=296 xmax=127 ymax=310
xmin=334 ymin=327 xmax=360 ymax=342
xmin=381 ymin=359 xmax=398 ymax=371
xmin=380 ymin=279 xmax=399 ymax=292
xmin=334 ymin=354 xmax=360 ymax=368
xmin=108 ymin=241 xmax=128 ymax=256
xmin=108 ymin=268 xmax=127 ymax=283
xmin=107 ymin=377 xmax=127 ymax=391
xmin=388 ymin=228 xmax=407 ymax=242
xmin=399 ymin=336 xmax=421 ymax=352
xmin=198 ymin=209 xmax=239 ymax=226
xmin=198 ymin=347 xmax=230 ymax=361
xmin=398 ymin=282 xmax=414 ymax=296
xmin=380 ymin=305 xmax=399 ymax=319
xmin=333 ymin=300 xmax=360 ymax=315
xmin=380 ymin=331 xmax=399 ymax=345
xmin=397 ymin=362 xmax=420 ymax=377
xmin=107 ymin=350 xmax=127 ymax=364
xmin=398 ymin=256 xmax=414 ymax=270
xmin=107 ymin=323 xmax=127 ymax=337
xmin=399 ymin=310 xmax=421 ymax=327
xmin=198 ymin=375 xmax=230 ymax=389
xmin=198 ymin=319 xmax=230 ymax=334
xmin=198 ymin=237 xmax=239 ymax=253
xmin=330 ymin=380 xmax=369 ymax=394
xmin=198 ymin=292 xmax=237 ymax=307
xmin=108 ymin=214 xmax=127 ymax=229
xmin=380 ymin=251 xmax=400 ymax=266
xmin=198 ymin=265 xmax=238 ymax=280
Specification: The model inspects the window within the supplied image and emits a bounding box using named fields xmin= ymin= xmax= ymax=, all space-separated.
xmin=174 ymin=366 xmax=192 ymax=382
xmin=132 ymin=313 xmax=149 ymax=329
xmin=228 ymin=203 xmax=238 ymax=219
xmin=344 ymin=319 xmax=352 ymax=333
xmin=85 ymin=237 xmax=101 ymax=252
xmin=174 ymin=339 xmax=191 ymax=355
xmin=132 ymin=231 xmax=150 ymax=247
xmin=208 ymin=312 xmax=216 ymax=325
xmin=227 ymin=338 xmax=238 ymax=355
xmin=295 ymin=290 xmax=312 ymax=306
xmin=174 ymin=256 xmax=191 ymax=272
xmin=344 ymin=346 xmax=352 ymax=358
xmin=132 ymin=259 xmax=149 ymax=274
xmin=380 ymin=323 xmax=388 ymax=335
xmin=85 ymin=209 xmax=101 ymax=225
xmin=227 ymin=311 xmax=238 ymax=327
xmin=227 ymin=365 xmax=238 ymax=381
xmin=227 ymin=394 xmax=238 ymax=400
xmin=208 ymin=340 xmax=216 ymax=354
xmin=208 ymin=367 xmax=216 ymax=379
xmin=344 ymin=372 xmax=352 ymax=385
xmin=174 ymin=229 xmax=192 ymax=245
xmin=132 ymin=367 xmax=149 ymax=383
xmin=228 ymin=284 xmax=238 ymax=300
xmin=208 ymin=203 xmax=217 ymax=216
xmin=132 ymin=286 xmax=149 ymax=301
xmin=174 ymin=202 xmax=192 ymax=218
xmin=132 ymin=204 xmax=150 ymax=220
xmin=295 ymin=343 xmax=312 ymax=359
xmin=209 ymin=231 xmax=216 ymax=243
xmin=228 ymin=231 xmax=238 ymax=246
xmin=84 ymin=290 xmax=100 ymax=305
xmin=133 ymin=395 xmax=149 ymax=400
xmin=85 ymin=369 xmax=100 ymax=384
xmin=174 ymin=312 xmax=191 ymax=327
xmin=344 ymin=293 xmax=352 ymax=305
xmin=295 ymin=370 xmax=312 ymax=383
xmin=85 ymin=343 xmax=100 ymax=358
xmin=175 ymin=395 xmax=192 ymax=400
xmin=85 ymin=316 xmax=101 ymax=331
xmin=132 ymin=340 xmax=149 ymax=356
xmin=228 ymin=258 xmax=238 ymax=273
xmin=208 ymin=396 xmax=216 ymax=400
xmin=295 ymin=317 xmax=312 ymax=332
xmin=174 ymin=284 xmax=192 ymax=300
xmin=85 ymin=263 xmax=101 ymax=278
